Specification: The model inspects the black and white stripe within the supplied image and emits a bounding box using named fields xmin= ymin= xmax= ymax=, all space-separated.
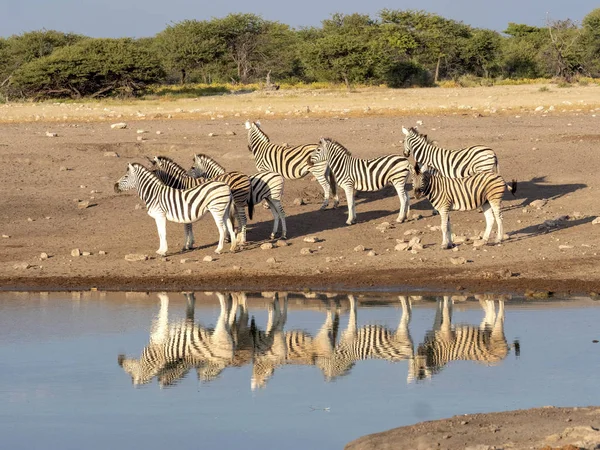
xmin=248 ymin=171 xmax=287 ymax=239
xmin=245 ymin=120 xmax=338 ymax=210
xmin=408 ymin=296 xmax=509 ymax=382
xmin=147 ymin=155 xmax=207 ymax=250
xmin=411 ymin=163 xmax=517 ymax=248
xmin=114 ymin=162 xmax=236 ymax=255
xmin=311 ymin=138 xmax=411 ymax=225
xmin=117 ymin=292 xmax=235 ymax=387
xmin=192 ymin=154 xmax=252 ymax=244
xmin=315 ymin=295 xmax=414 ymax=381
xmin=402 ymin=126 xmax=499 ymax=177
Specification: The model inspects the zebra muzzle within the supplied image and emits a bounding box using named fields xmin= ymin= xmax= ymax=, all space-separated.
xmin=114 ymin=182 xmax=122 ymax=193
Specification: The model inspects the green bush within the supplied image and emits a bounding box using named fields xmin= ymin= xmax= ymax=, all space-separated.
xmin=10 ymin=38 xmax=165 ymax=99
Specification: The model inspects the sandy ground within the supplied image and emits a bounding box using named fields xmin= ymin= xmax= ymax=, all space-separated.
xmin=2 ymin=84 xmax=600 ymax=448
xmin=1 ymin=84 xmax=600 ymax=296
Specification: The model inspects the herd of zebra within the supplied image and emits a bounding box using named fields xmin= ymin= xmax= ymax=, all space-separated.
xmin=117 ymin=292 xmax=516 ymax=389
xmin=114 ymin=120 xmax=518 ymax=255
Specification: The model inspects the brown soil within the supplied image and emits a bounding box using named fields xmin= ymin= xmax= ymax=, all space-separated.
xmin=1 ymin=85 xmax=600 ymax=296
xmin=345 ymin=406 xmax=600 ymax=450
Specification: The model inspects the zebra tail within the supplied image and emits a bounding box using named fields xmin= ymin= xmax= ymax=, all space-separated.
xmin=247 ymin=183 xmax=254 ymax=221
xmin=508 ymin=179 xmax=517 ymax=196
xmin=329 ymin=168 xmax=337 ymax=198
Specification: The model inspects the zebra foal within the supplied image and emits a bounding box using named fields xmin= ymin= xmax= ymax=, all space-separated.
xmin=402 ymin=126 xmax=499 ymax=177
xmin=245 ymin=120 xmax=338 ymax=210
xmin=310 ymin=138 xmax=411 ymax=225
xmin=114 ymin=162 xmax=237 ymax=255
xmin=411 ymin=162 xmax=516 ymax=249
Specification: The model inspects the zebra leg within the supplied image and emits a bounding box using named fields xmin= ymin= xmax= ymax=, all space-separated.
xmin=153 ymin=214 xmax=169 ymax=256
xmin=481 ymin=203 xmax=495 ymax=243
xmin=309 ymin=161 xmax=336 ymax=210
xmin=439 ymin=209 xmax=453 ymax=249
xmin=393 ymin=182 xmax=410 ymax=223
xmin=265 ymin=198 xmax=280 ymax=239
xmin=225 ymin=212 xmax=238 ymax=253
xmin=277 ymin=200 xmax=287 ymax=240
xmin=492 ymin=203 xmax=504 ymax=244
xmin=343 ymin=185 xmax=357 ymax=225
xmin=235 ymin=203 xmax=248 ymax=245
xmin=183 ymin=223 xmax=195 ymax=251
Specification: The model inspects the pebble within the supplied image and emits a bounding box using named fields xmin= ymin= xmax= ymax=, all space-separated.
xmin=71 ymin=248 xmax=81 ymax=257
xmin=592 ymin=217 xmax=600 ymax=225
xmin=203 ymin=255 xmax=214 ymax=262
xmin=99 ymin=251 xmax=107 ymax=255
xmin=530 ymin=199 xmax=547 ymax=209
xmin=275 ymin=240 xmax=289 ymax=247
xmin=367 ymin=250 xmax=377 ymax=257
xmin=266 ymin=257 xmax=277 ymax=264
xmin=300 ymin=248 xmax=313 ymax=255
xmin=82 ymin=251 xmax=91 ymax=256
xmin=124 ymin=253 xmax=148 ymax=261
xmin=78 ymin=201 xmax=90 ymax=209
xmin=45 ymin=132 xmax=58 ymax=137
xmin=2 ymin=234 xmax=10 ymax=238
xmin=260 ymin=242 xmax=274 ymax=250
xmin=104 ymin=151 xmax=119 ymax=157
xmin=354 ymin=245 xmax=366 ymax=252
xmin=450 ymin=257 xmax=467 ymax=265
xmin=404 ymin=229 xmax=419 ymax=236
xmin=13 ymin=262 xmax=31 ymax=270
xmin=293 ymin=198 xmax=305 ymax=206
xmin=303 ymin=236 xmax=320 ymax=243
xmin=110 ymin=122 xmax=127 ymax=129
xmin=395 ymin=242 xmax=409 ymax=251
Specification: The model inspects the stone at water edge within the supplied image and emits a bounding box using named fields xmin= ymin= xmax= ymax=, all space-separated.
xmin=124 ymin=253 xmax=148 ymax=262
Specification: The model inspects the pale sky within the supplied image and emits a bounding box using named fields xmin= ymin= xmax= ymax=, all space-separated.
xmin=2 ymin=0 xmax=597 ymax=38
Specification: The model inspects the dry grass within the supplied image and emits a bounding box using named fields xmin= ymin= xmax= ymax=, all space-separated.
xmin=1 ymin=84 xmax=600 ymax=124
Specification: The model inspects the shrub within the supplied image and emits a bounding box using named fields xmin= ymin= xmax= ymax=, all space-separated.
xmin=10 ymin=38 xmax=165 ymax=99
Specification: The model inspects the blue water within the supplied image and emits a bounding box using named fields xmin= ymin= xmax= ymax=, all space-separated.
xmin=0 ymin=291 xmax=599 ymax=450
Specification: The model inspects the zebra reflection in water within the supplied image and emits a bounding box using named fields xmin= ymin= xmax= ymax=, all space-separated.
xmin=118 ymin=292 xmax=235 ymax=387
xmin=408 ymin=295 xmax=512 ymax=382
xmin=315 ymin=295 xmax=415 ymax=381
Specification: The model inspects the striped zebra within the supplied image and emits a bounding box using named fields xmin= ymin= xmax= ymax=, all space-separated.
xmin=401 ymin=126 xmax=499 ymax=177
xmin=408 ymin=296 xmax=510 ymax=383
xmin=411 ymin=163 xmax=517 ymax=249
xmin=315 ymin=295 xmax=414 ymax=381
xmin=245 ymin=120 xmax=339 ymax=210
xmin=310 ymin=138 xmax=411 ymax=225
xmin=117 ymin=292 xmax=235 ymax=387
xmin=191 ymin=154 xmax=252 ymax=244
xmin=249 ymin=171 xmax=287 ymax=239
xmin=147 ymin=155 xmax=206 ymax=251
xmin=114 ymin=162 xmax=237 ymax=255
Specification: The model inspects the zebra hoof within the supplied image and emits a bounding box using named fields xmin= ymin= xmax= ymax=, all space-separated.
xmin=214 ymin=248 xmax=223 ymax=254
xmin=396 ymin=217 xmax=406 ymax=224
xmin=156 ymin=250 xmax=167 ymax=256
xmin=441 ymin=243 xmax=454 ymax=250
xmin=319 ymin=204 xmax=328 ymax=211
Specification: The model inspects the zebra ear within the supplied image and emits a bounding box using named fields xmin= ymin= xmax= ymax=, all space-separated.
xmin=401 ymin=126 xmax=409 ymax=136
xmin=255 ymin=120 xmax=261 ymax=127
xmin=244 ymin=120 xmax=251 ymax=130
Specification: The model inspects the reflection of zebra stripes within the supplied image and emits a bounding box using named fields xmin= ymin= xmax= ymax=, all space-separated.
xmin=245 ymin=120 xmax=338 ymax=210
xmin=148 ymin=155 xmax=206 ymax=250
xmin=192 ymin=154 xmax=252 ymax=244
xmin=114 ymin=163 xmax=236 ymax=255
xmin=249 ymin=171 xmax=287 ymax=239
xmin=402 ymin=127 xmax=499 ymax=177
xmin=408 ymin=296 xmax=510 ymax=382
xmin=315 ymin=295 xmax=414 ymax=381
xmin=117 ymin=292 xmax=235 ymax=387
xmin=411 ymin=163 xmax=516 ymax=248
xmin=311 ymin=138 xmax=411 ymax=225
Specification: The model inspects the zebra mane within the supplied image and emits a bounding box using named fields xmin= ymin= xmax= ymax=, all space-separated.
xmin=194 ymin=153 xmax=226 ymax=172
xmin=322 ymin=138 xmax=352 ymax=156
xmin=131 ymin=162 xmax=163 ymax=182
xmin=249 ymin=121 xmax=270 ymax=142
xmin=409 ymin=127 xmax=431 ymax=144
xmin=153 ymin=155 xmax=187 ymax=171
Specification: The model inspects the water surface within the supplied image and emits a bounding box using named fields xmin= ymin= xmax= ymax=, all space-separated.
xmin=1 ymin=291 xmax=599 ymax=450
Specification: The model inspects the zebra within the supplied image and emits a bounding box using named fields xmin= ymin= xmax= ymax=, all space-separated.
xmin=310 ymin=137 xmax=411 ymax=225
xmin=245 ymin=120 xmax=339 ymax=210
xmin=411 ymin=162 xmax=517 ymax=248
xmin=117 ymin=292 xmax=235 ymax=387
xmin=191 ymin=153 xmax=252 ymax=245
xmin=315 ymin=295 xmax=414 ymax=381
xmin=401 ymin=126 xmax=499 ymax=177
xmin=408 ymin=296 xmax=511 ymax=383
xmin=146 ymin=155 xmax=206 ymax=251
xmin=249 ymin=171 xmax=287 ymax=239
xmin=114 ymin=162 xmax=237 ymax=255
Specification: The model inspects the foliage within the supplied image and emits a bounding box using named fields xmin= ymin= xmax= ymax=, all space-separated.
xmin=10 ymin=38 xmax=165 ymax=99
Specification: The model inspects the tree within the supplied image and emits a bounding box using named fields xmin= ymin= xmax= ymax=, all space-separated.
xmin=10 ymin=38 xmax=164 ymax=99
xmin=543 ymin=16 xmax=584 ymax=81
xmin=463 ymin=29 xmax=503 ymax=78
xmin=300 ymin=13 xmax=379 ymax=87
xmin=212 ymin=13 xmax=269 ymax=83
xmin=154 ymin=20 xmax=224 ymax=84
xmin=500 ymin=23 xmax=545 ymax=78
xmin=581 ymin=8 xmax=600 ymax=76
